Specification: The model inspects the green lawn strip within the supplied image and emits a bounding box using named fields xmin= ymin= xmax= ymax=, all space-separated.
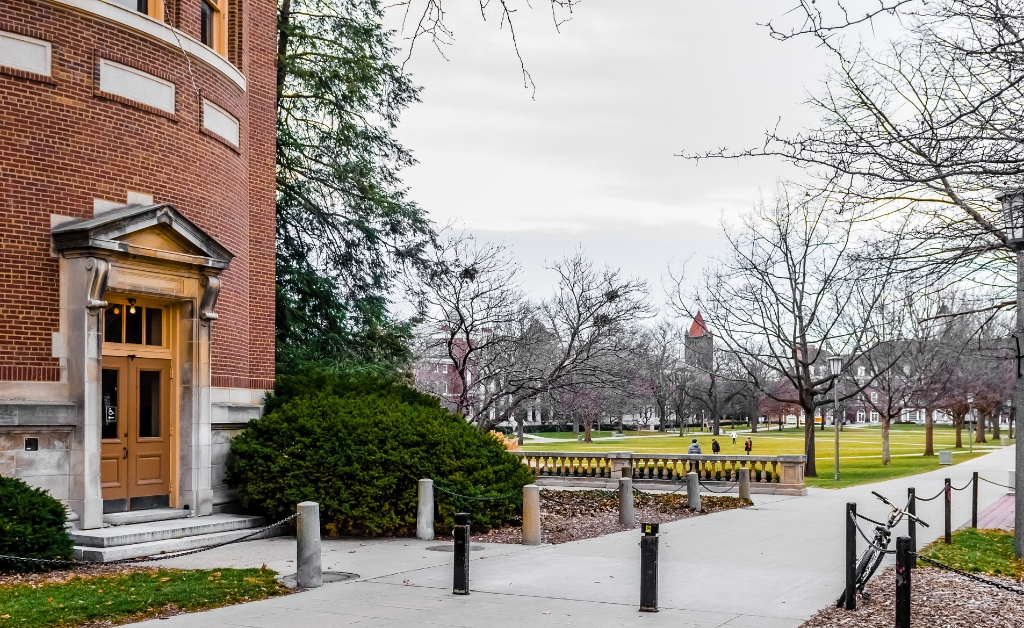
xmin=0 ymin=567 xmax=286 ymax=628
xmin=919 ymin=529 xmax=1023 ymax=579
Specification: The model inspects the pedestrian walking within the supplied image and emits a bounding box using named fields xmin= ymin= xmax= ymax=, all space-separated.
xmin=744 ymin=438 xmax=752 ymax=455
xmin=687 ymin=438 xmax=702 ymax=472
xmin=711 ymin=438 xmax=721 ymax=455
xmin=730 ymin=430 xmax=737 ymax=445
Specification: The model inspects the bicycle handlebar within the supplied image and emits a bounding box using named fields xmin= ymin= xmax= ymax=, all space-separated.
xmin=871 ymin=490 xmax=930 ymax=528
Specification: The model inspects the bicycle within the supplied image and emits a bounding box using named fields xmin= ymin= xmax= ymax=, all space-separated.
xmin=835 ymin=490 xmax=929 ymax=607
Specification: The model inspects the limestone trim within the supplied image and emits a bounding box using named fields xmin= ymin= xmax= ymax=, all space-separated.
xmin=43 ymin=0 xmax=247 ymax=91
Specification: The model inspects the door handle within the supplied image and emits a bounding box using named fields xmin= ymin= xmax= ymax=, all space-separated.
xmin=123 ymin=447 xmax=128 ymax=460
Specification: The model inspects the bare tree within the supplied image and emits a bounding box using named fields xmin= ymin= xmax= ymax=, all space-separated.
xmin=693 ymin=0 xmax=1024 ymax=303
xmin=669 ymin=185 xmax=898 ymax=477
xmin=633 ymin=320 xmax=685 ymax=432
xmin=412 ymin=236 xmax=649 ymax=435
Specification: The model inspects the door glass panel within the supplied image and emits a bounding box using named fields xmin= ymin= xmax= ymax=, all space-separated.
xmin=138 ymin=370 xmax=161 ymax=437
xmin=145 ymin=308 xmax=163 ymax=346
xmin=125 ymin=305 xmax=143 ymax=344
xmin=101 ymin=369 xmax=119 ymax=439
xmin=104 ymin=305 xmax=123 ymax=343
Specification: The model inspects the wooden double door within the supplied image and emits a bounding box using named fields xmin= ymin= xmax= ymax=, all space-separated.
xmin=100 ymin=356 xmax=171 ymax=512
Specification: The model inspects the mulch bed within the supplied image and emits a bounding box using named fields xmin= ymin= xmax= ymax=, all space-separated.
xmin=799 ymin=565 xmax=1024 ymax=628
xmin=470 ymin=489 xmax=752 ymax=545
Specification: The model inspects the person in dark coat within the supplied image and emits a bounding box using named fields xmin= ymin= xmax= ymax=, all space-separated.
xmin=711 ymin=438 xmax=721 ymax=454
xmin=744 ymin=438 xmax=752 ymax=455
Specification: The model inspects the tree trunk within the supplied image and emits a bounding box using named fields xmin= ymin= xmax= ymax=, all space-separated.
xmin=881 ymin=417 xmax=891 ymax=465
xmin=751 ymin=413 xmax=758 ymax=433
xmin=976 ymin=411 xmax=987 ymax=443
xmin=572 ymin=411 xmax=579 ymax=437
xmin=517 ymin=411 xmax=524 ymax=446
xmin=713 ymin=414 xmax=720 ymax=436
xmin=924 ymin=407 xmax=934 ymax=456
xmin=584 ymin=418 xmax=592 ymax=443
xmin=618 ymin=413 xmax=624 ymax=435
xmin=803 ymin=403 xmax=817 ymax=477
xmin=993 ymin=410 xmax=1001 ymax=440
xmin=954 ymin=413 xmax=963 ymax=448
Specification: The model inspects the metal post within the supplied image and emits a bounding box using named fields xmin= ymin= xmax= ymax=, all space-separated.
xmin=639 ymin=522 xmax=659 ymax=612
xmin=972 ymin=471 xmax=979 ymax=529
xmin=618 ymin=477 xmax=635 ymax=528
xmin=907 ymin=488 xmax=917 ymax=568
xmin=845 ymin=502 xmax=856 ymax=611
xmin=296 ymin=501 xmax=322 ymax=589
xmin=417 ymin=479 xmax=434 ymax=541
xmin=895 ymin=536 xmax=912 ymax=628
xmin=834 ymin=383 xmax=840 ymax=481
xmin=687 ymin=471 xmax=701 ymax=512
xmin=738 ymin=467 xmax=750 ymax=500
xmin=944 ymin=478 xmax=952 ymax=544
xmin=522 ymin=484 xmax=541 ymax=544
xmin=453 ymin=512 xmax=470 ymax=595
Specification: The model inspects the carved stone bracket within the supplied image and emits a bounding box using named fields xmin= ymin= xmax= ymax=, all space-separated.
xmin=199 ymin=275 xmax=221 ymax=320
xmin=85 ymin=257 xmax=109 ymax=309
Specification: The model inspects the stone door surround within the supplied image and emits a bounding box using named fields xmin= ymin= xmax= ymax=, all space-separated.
xmin=51 ymin=203 xmax=232 ymax=529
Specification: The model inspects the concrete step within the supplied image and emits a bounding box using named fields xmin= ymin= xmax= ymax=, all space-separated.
xmin=74 ymin=526 xmax=273 ymax=562
xmin=104 ymin=508 xmax=190 ymax=526
xmin=70 ymin=514 xmax=265 ymax=548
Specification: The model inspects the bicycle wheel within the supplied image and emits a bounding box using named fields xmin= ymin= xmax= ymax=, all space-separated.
xmin=857 ymin=547 xmax=887 ymax=598
xmin=836 ymin=547 xmax=878 ymax=607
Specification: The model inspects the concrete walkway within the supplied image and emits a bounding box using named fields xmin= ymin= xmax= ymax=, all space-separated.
xmin=141 ymin=446 xmax=1016 ymax=628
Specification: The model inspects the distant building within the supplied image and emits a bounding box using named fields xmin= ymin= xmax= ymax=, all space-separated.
xmin=685 ymin=312 xmax=713 ymax=372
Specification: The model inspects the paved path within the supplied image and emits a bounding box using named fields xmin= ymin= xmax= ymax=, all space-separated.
xmin=141 ymin=446 xmax=1016 ymax=628
xmin=972 ymin=494 xmax=1016 ymax=531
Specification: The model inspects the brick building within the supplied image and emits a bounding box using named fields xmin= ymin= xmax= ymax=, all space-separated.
xmin=1 ymin=0 xmax=276 ymax=529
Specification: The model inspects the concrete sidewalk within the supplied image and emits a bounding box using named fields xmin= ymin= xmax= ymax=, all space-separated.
xmin=142 ymin=446 xmax=1015 ymax=628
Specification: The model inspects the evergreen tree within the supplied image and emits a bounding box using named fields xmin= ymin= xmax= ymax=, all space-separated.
xmin=275 ymin=0 xmax=430 ymax=374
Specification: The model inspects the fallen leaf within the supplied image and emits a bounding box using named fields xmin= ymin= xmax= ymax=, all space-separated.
xmin=543 ymin=611 xmax=551 ymax=615
xmin=160 ymin=578 xmax=170 ymax=582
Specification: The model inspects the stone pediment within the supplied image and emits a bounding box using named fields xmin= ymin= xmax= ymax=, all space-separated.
xmin=51 ymin=203 xmax=233 ymax=271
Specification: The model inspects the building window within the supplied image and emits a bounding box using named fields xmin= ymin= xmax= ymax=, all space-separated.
xmin=857 ymin=411 xmax=865 ymax=422
xmin=870 ymin=411 xmax=879 ymax=422
xmin=857 ymin=366 xmax=866 ymax=377
xmin=870 ymin=392 xmax=878 ymax=403
xmin=110 ymin=0 xmax=163 ymax=21
xmin=103 ymin=303 xmax=163 ymax=347
xmin=200 ymin=0 xmax=228 ymax=56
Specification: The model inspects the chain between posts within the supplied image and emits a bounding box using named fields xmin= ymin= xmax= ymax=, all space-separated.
xmin=914 ymin=488 xmax=946 ymax=502
xmin=910 ymin=552 xmax=1024 ymax=596
xmin=0 ymin=513 xmax=299 ymax=568
xmin=949 ymin=480 xmax=973 ymax=492
xmin=978 ymin=476 xmax=1016 ymax=490
xmin=698 ymin=479 xmax=739 ymax=494
xmin=432 ymin=482 xmax=520 ymax=502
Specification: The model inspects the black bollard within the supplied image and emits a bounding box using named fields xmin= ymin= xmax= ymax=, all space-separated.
xmin=972 ymin=471 xmax=979 ymax=529
xmin=907 ymin=488 xmax=917 ymax=568
xmin=453 ymin=512 xmax=470 ymax=595
xmin=944 ymin=478 xmax=952 ymax=544
xmin=639 ymin=522 xmax=659 ymax=612
xmin=895 ymin=536 xmax=912 ymax=628
xmin=845 ymin=502 xmax=856 ymax=610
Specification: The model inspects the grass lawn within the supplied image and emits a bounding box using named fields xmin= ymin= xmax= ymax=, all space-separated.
xmin=0 ymin=567 xmax=286 ymax=628
xmin=521 ymin=424 xmax=1012 ymax=489
xmin=920 ymin=528 xmax=1023 ymax=579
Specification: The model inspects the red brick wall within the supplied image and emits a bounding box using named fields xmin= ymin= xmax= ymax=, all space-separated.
xmin=0 ymin=0 xmax=276 ymax=388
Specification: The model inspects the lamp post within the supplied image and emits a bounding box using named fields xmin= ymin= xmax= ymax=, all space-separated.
xmin=967 ymin=393 xmax=975 ymax=454
xmin=997 ymin=188 xmax=1024 ymax=558
xmin=829 ymin=356 xmax=843 ymax=481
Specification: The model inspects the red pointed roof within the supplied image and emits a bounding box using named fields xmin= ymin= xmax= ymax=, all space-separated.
xmin=689 ymin=312 xmax=708 ymax=338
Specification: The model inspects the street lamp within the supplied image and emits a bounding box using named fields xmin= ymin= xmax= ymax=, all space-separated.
xmin=828 ymin=355 xmax=844 ymax=481
xmin=998 ymin=187 xmax=1024 ymax=558
xmin=967 ymin=392 xmax=975 ymax=454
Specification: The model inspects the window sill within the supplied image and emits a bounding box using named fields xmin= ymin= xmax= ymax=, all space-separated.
xmin=47 ymin=0 xmax=246 ymax=91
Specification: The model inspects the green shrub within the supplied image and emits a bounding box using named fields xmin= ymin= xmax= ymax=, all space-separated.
xmin=227 ymin=373 xmax=533 ymax=536
xmin=0 ymin=476 xmax=74 ymax=572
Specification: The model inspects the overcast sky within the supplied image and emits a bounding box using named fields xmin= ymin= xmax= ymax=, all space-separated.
xmin=387 ymin=1 xmax=833 ymax=303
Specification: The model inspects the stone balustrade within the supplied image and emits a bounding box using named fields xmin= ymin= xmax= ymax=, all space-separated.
xmin=514 ymin=451 xmax=807 ymax=496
